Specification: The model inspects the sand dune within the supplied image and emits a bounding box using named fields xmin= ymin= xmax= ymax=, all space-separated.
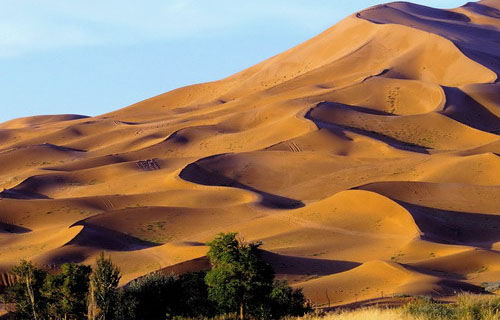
xmin=1 ymin=0 xmax=500 ymax=306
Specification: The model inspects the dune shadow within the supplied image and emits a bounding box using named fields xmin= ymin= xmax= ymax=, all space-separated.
xmin=464 ymin=2 xmax=500 ymax=20
xmin=40 ymin=143 xmax=86 ymax=153
xmin=0 ymin=188 xmax=50 ymax=200
xmin=358 ymin=2 xmax=500 ymax=75
xmin=67 ymin=223 xmax=161 ymax=251
xmin=404 ymin=264 xmax=466 ymax=281
xmin=179 ymin=157 xmax=304 ymax=209
xmin=261 ymin=251 xmax=361 ymax=276
xmin=156 ymin=256 xmax=212 ymax=277
xmin=0 ymin=222 xmax=31 ymax=234
xmin=152 ymin=251 xmax=360 ymax=280
xmin=306 ymin=102 xmax=430 ymax=154
xmin=396 ymin=201 xmax=500 ymax=249
xmin=177 ymin=241 xmax=206 ymax=247
xmin=434 ymin=279 xmax=486 ymax=295
xmin=38 ymin=247 xmax=92 ymax=266
xmin=441 ymin=87 xmax=500 ymax=133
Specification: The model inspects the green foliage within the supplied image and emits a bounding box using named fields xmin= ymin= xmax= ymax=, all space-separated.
xmin=4 ymin=233 xmax=309 ymax=320
xmin=115 ymin=271 xmax=216 ymax=320
xmin=88 ymin=252 xmax=121 ymax=320
xmin=454 ymin=294 xmax=500 ymax=320
xmin=404 ymin=295 xmax=500 ymax=320
xmin=115 ymin=272 xmax=179 ymax=320
xmin=205 ymin=232 xmax=308 ymax=319
xmin=404 ymin=296 xmax=454 ymax=319
xmin=482 ymin=281 xmax=500 ymax=293
xmin=269 ymin=280 xmax=311 ymax=319
xmin=5 ymin=261 xmax=91 ymax=320
xmin=6 ymin=260 xmax=48 ymax=320
xmin=205 ymin=233 xmax=275 ymax=319
xmin=177 ymin=271 xmax=216 ymax=318
xmin=43 ymin=263 xmax=91 ymax=320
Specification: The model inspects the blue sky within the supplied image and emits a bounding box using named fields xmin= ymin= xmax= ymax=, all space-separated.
xmin=1 ymin=0 xmax=467 ymax=123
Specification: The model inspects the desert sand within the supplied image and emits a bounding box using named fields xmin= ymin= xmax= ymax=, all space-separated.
xmin=1 ymin=0 xmax=500 ymax=307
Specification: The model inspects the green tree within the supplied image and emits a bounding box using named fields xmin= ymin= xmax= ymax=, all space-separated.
xmin=116 ymin=272 xmax=179 ymax=320
xmin=115 ymin=271 xmax=215 ymax=320
xmin=269 ymin=280 xmax=311 ymax=319
xmin=177 ymin=271 xmax=215 ymax=318
xmin=43 ymin=263 xmax=92 ymax=320
xmin=205 ymin=233 xmax=275 ymax=320
xmin=87 ymin=253 xmax=121 ymax=320
xmin=6 ymin=260 xmax=48 ymax=320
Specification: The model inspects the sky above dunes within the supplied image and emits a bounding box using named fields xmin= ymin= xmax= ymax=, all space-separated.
xmin=1 ymin=0 xmax=467 ymax=123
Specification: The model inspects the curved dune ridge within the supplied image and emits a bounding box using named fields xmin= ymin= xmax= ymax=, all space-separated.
xmin=1 ymin=0 xmax=500 ymax=305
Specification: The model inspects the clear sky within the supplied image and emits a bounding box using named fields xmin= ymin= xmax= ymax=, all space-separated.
xmin=1 ymin=0 xmax=467 ymax=123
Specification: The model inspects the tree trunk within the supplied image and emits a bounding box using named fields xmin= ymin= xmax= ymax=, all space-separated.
xmin=239 ymin=301 xmax=245 ymax=320
xmin=26 ymin=271 xmax=38 ymax=320
xmin=88 ymin=280 xmax=96 ymax=320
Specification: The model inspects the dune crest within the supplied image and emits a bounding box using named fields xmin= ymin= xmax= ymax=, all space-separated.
xmin=1 ymin=0 xmax=500 ymax=305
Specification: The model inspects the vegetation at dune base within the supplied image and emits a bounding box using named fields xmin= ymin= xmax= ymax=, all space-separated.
xmin=284 ymin=294 xmax=500 ymax=320
xmin=0 ymin=232 xmax=310 ymax=320
xmin=205 ymin=233 xmax=310 ymax=320
xmin=3 ymin=260 xmax=91 ymax=320
xmin=4 ymin=233 xmax=500 ymax=320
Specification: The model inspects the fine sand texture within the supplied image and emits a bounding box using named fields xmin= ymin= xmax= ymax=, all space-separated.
xmin=1 ymin=0 xmax=500 ymax=306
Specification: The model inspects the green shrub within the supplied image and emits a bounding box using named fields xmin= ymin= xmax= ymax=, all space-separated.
xmin=270 ymin=280 xmax=311 ymax=319
xmin=454 ymin=294 xmax=500 ymax=320
xmin=403 ymin=296 xmax=454 ymax=319
xmin=116 ymin=272 xmax=179 ymax=320
xmin=5 ymin=260 xmax=48 ymax=320
xmin=482 ymin=281 xmax=500 ymax=293
xmin=205 ymin=233 xmax=276 ymax=319
xmin=43 ymin=263 xmax=91 ymax=320
xmin=88 ymin=252 xmax=121 ymax=320
xmin=177 ymin=271 xmax=216 ymax=318
xmin=205 ymin=232 xmax=310 ymax=320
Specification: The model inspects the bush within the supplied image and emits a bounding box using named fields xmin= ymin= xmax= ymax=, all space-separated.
xmin=4 ymin=233 xmax=311 ymax=320
xmin=116 ymin=272 xmax=179 ymax=320
xmin=205 ymin=232 xmax=310 ymax=319
xmin=270 ymin=280 xmax=311 ymax=319
xmin=482 ymin=281 xmax=500 ymax=293
xmin=5 ymin=261 xmax=91 ymax=320
xmin=43 ymin=263 xmax=91 ymax=320
xmin=6 ymin=260 xmax=48 ymax=320
xmin=177 ymin=271 xmax=216 ymax=318
xmin=404 ymin=296 xmax=454 ymax=319
xmin=88 ymin=252 xmax=121 ymax=320
xmin=455 ymin=294 xmax=500 ymax=320
xmin=404 ymin=294 xmax=500 ymax=320
xmin=115 ymin=271 xmax=216 ymax=320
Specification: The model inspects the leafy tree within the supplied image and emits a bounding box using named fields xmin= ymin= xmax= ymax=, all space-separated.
xmin=88 ymin=253 xmax=121 ymax=320
xmin=205 ymin=233 xmax=275 ymax=320
xmin=113 ymin=288 xmax=137 ymax=320
xmin=43 ymin=263 xmax=91 ymax=320
xmin=269 ymin=280 xmax=311 ymax=319
xmin=6 ymin=260 xmax=48 ymax=320
xmin=115 ymin=271 xmax=215 ymax=320
xmin=177 ymin=271 xmax=215 ymax=318
xmin=116 ymin=272 xmax=179 ymax=320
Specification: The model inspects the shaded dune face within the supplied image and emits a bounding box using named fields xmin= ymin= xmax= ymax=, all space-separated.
xmin=1 ymin=0 xmax=500 ymax=305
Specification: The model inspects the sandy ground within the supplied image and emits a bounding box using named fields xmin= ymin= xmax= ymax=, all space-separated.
xmin=1 ymin=0 xmax=500 ymax=306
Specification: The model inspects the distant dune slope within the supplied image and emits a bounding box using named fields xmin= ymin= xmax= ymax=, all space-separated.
xmin=1 ymin=0 xmax=500 ymax=305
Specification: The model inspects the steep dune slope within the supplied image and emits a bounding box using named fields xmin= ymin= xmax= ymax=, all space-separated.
xmin=1 ymin=0 xmax=500 ymax=305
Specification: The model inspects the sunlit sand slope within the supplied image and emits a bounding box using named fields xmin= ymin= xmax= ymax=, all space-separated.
xmin=1 ymin=0 xmax=500 ymax=305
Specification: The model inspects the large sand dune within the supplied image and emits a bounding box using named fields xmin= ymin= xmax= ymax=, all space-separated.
xmin=1 ymin=0 xmax=500 ymax=306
